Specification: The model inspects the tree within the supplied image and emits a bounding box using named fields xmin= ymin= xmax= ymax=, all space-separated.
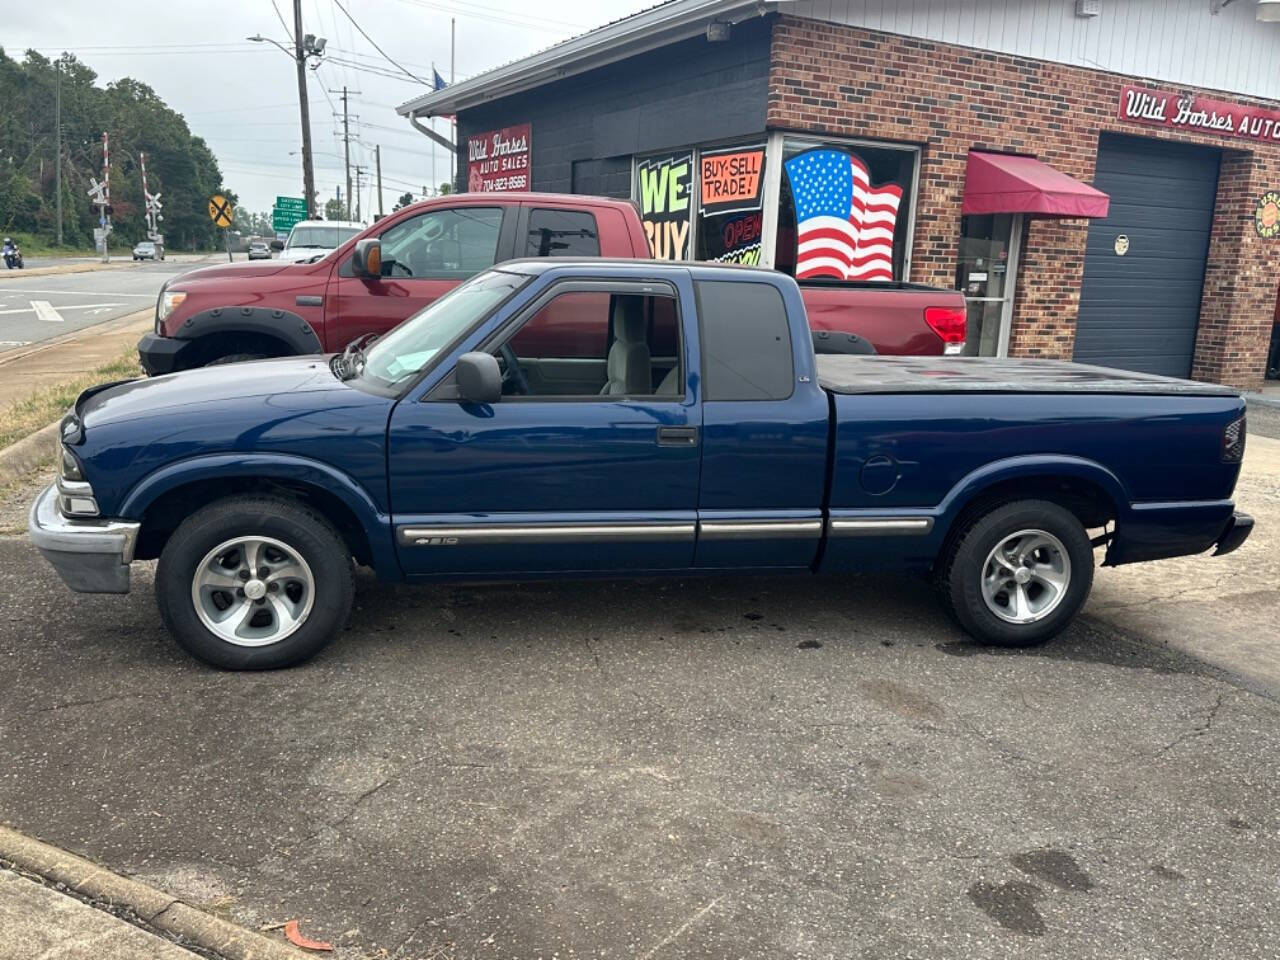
xmin=392 ymin=192 xmax=414 ymax=211
xmin=437 ymin=182 xmax=453 ymax=196
xmin=0 ymin=47 xmax=233 ymax=249
xmin=324 ymin=198 xmax=344 ymax=221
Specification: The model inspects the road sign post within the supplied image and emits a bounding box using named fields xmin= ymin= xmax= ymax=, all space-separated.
xmin=208 ymin=194 xmax=234 ymax=262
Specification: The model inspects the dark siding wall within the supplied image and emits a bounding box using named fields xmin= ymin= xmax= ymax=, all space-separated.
xmin=455 ymin=15 xmax=773 ymax=197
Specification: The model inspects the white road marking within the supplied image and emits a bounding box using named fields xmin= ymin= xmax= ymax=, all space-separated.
xmin=0 ymin=301 xmax=124 ymax=317
xmin=0 ymin=341 xmax=29 ymax=348
xmin=0 ymin=288 xmax=154 ymax=298
xmin=31 ymin=300 xmax=65 ymax=322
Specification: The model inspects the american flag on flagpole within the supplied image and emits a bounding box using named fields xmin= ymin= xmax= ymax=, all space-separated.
xmin=783 ymin=149 xmax=903 ymax=282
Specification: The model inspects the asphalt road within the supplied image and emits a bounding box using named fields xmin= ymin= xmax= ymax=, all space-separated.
xmin=0 ymin=259 xmax=212 ymax=348
xmin=0 ymin=461 xmax=1277 ymax=959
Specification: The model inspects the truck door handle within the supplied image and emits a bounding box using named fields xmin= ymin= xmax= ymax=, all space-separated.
xmin=657 ymin=426 xmax=698 ymax=447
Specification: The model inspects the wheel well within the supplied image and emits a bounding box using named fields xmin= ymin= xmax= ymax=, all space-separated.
xmin=944 ymin=475 xmax=1119 ymax=549
xmin=185 ymin=331 xmax=297 ymax=366
xmin=134 ymin=478 xmax=374 ymax=568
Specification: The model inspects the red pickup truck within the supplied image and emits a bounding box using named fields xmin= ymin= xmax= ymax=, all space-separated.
xmin=138 ymin=192 xmax=966 ymax=373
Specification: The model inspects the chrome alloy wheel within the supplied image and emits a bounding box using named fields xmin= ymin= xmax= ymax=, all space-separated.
xmin=190 ymin=536 xmax=315 ymax=646
xmin=980 ymin=528 xmax=1072 ymax=625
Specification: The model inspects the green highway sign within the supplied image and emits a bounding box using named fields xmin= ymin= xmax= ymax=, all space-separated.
xmin=275 ymin=195 xmax=307 ymax=212
xmin=272 ymin=209 xmax=306 ymax=232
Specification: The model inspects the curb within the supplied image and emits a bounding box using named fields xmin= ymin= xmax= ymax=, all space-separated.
xmin=0 ymin=825 xmax=308 ymax=960
xmin=0 ymin=421 xmax=58 ymax=489
xmin=0 ymin=261 xmax=144 ymax=280
xmin=1244 ymin=390 xmax=1280 ymax=411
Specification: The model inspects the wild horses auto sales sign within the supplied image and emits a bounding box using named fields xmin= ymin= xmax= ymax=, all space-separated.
xmin=1119 ymin=85 xmax=1280 ymax=143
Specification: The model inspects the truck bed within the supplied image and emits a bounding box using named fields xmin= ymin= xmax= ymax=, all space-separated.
xmin=817 ymin=356 xmax=1240 ymax=396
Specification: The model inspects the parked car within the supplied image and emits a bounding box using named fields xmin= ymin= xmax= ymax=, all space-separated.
xmin=247 ymin=240 xmax=272 ymax=261
xmin=136 ymin=193 xmax=966 ymax=374
xmin=34 ymin=260 xmax=1250 ymax=669
xmin=274 ymin=219 xmax=364 ymax=263
xmin=132 ymin=240 xmax=164 ymax=261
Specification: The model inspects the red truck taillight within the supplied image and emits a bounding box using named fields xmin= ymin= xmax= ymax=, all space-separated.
xmin=924 ymin=307 xmax=967 ymax=355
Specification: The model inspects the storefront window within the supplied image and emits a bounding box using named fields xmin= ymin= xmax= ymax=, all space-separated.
xmin=774 ymin=139 xmax=916 ymax=282
xmin=695 ymin=145 xmax=766 ymax=264
xmin=636 ymin=152 xmax=693 ymax=260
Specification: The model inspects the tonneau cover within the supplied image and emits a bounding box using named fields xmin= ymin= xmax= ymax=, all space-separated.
xmin=817 ymin=356 xmax=1239 ymax=397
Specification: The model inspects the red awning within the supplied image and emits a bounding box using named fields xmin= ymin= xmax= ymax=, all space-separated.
xmin=962 ymin=152 xmax=1110 ymax=218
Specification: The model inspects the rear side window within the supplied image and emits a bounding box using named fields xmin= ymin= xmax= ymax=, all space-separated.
xmin=525 ymin=208 xmax=601 ymax=257
xmin=696 ymin=280 xmax=794 ymax=401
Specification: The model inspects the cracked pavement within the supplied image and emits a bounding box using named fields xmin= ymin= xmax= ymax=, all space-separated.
xmin=0 ymin=439 xmax=1277 ymax=958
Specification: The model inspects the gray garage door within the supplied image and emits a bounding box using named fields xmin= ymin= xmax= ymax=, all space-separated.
xmin=1073 ymin=134 xmax=1220 ymax=378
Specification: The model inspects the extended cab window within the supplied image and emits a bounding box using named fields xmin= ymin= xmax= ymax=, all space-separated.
xmin=696 ymin=280 xmax=794 ymax=401
xmin=377 ymin=207 xmax=503 ymax=279
xmin=496 ymin=288 xmax=681 ymax=398
xmin=524 ymin=209 xmax=600 ymax=258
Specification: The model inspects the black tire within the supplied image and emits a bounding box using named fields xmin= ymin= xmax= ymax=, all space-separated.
xmin=938 ymin=499 xmax=1094 ymax=647
xmin=206 ymin=353 xmax=268 ymax=366
xmin=155 ymin=496 xmax=353 ymax=669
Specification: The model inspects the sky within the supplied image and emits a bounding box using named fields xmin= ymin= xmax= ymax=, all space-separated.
xmin=4 ymin=0 xmax=652 ymax=216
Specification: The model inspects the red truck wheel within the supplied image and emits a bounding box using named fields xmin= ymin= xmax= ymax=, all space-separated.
xmin=939 ymin=499 xmax=1094 ymax=647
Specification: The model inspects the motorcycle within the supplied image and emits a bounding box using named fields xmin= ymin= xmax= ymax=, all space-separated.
xmin=2 ymin=243 xmax=22 ymax=270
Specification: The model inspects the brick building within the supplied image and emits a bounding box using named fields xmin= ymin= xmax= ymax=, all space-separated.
xmin=398 ymin=0 xmax=1280 ymax=389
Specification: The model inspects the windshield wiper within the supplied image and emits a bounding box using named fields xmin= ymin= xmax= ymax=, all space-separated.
xmin=334 ymin=334 xmax=376 ymax=381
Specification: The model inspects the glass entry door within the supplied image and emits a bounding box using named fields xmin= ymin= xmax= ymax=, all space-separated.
xmin=955 ymin=213 xmax=1023 ymax=356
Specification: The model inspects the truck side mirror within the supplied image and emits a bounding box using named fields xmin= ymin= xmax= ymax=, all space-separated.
xmin=352 ymin=238 xmax=382 ymax=278
xmin=455 ymin=352 xmax=502 ymax=405
xmin=269 ymin=239 xmax=284 ymax=251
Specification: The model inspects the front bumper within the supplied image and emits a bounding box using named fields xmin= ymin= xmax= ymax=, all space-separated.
xmin=29 ymin=484 xmax=140 ymax=594
xmin=137 ymin=331 xmax=192 ymax=376
xmin=1213 ymin=511 xmax=1254 ymax=557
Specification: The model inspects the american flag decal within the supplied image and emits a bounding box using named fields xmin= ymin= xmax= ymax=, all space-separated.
xmin=784 ymin=149 xmax=903 ymax=282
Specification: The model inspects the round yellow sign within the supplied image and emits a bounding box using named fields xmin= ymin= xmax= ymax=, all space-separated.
xmin=208 ymin=194 xmax=234 ymax=229
xmin=1255 ymin=191 xmax=1280 ymax=239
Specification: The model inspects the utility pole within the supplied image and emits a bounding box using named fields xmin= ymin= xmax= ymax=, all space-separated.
xmin=54 ymin=62 xmax=63 ymax=247
xmin=101 ymin=132 xmax=110 ymax=263
xmin=293 ymin=0 xmax=316 ymax=218
xmin=329 ymin=87 xmax=361 ymax=220
xmin=375 ymin=145 xmax=383 ymax=218
xmin=353 ymin=165 xmax=367 ymax=223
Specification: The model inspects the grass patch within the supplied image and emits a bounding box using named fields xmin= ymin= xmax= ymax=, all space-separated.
xmin=6 ymin=231 xmax=97 ymax=259
xmin=0 ymin=349 xmax=141 ymax=451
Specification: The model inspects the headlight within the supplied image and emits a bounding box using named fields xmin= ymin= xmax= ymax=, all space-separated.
xmin=156 ymin=288 xmax=187 ymax=329
xmin=59 ymin=447 xmax=85 ymax=482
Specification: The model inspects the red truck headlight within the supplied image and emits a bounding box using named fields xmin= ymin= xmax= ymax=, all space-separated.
xmin=925 ymin=306 xmax=967 ymax=355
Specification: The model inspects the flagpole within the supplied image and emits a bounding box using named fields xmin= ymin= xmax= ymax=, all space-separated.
xmin=450 ymin=17 xmax=456 ymax=191
xmin=431 ymin=61 xmax=437 ymax=196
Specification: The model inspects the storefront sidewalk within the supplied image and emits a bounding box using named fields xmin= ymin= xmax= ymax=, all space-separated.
xmin=1245 ymin=381 xmax=1280 ymax=409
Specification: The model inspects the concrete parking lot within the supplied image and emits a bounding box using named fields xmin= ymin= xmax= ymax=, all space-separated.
xmin=0 ymin=430 xmax=1278 ymax=959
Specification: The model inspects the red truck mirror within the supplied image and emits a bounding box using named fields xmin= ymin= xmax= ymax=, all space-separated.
xmin=352 ymin=238 xmax=382 ymax=278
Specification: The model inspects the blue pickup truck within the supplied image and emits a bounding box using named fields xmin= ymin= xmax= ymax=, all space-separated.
xmin=31 ymin=259 xmax=1252 ymax=669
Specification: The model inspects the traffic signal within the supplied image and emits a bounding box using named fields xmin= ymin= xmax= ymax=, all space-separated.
xmin=104 ymin=205 xmax=114 ymax=216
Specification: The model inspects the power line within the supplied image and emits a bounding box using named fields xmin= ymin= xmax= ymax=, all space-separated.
xmin=329 ymin=0 xmax=427 ymax=84
xmin=270 ymin=0 xmax=295 ymax=43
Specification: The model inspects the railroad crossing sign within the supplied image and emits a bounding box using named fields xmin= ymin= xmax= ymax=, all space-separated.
xmin=208 ymin=194 xmax=234 ymax=229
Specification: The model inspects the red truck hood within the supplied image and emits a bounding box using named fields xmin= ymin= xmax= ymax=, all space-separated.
xmin=175 ymin=259 xmax=322 ymax=283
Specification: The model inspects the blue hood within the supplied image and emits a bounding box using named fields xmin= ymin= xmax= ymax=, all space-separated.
xmin=74 ymin=358 xmax=395 ymax=519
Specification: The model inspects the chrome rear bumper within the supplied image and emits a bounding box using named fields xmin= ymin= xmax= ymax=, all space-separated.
xmin=28 ymin=484 xmax=140 ymax=594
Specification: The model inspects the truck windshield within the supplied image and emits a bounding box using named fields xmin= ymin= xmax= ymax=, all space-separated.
xmin=355 ymin=270 xmax=530 ymax=389
xmin=287 ymin=226 xmax=361 ymax=249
